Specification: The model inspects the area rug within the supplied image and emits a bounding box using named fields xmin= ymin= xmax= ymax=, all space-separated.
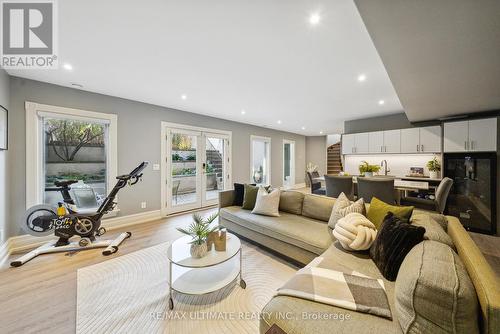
xmin=76 ymin=241 xmax=297 ymax=333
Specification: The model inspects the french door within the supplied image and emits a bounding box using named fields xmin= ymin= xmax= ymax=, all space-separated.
xmin=162 ymin=123 xmax=231 ymax=215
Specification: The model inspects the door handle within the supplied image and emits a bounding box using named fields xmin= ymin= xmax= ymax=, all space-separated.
xmin=470 ymin=141 xmax=474 ymax=150
xmin=421 ymin=144 xmax=424 ymax=152
xmin=464 ymin=141 xmax=467 ymax=150
xmin=380 ymin=146 xmax=383 ymax=152
xmin=417 ymin=144 xmax=419 ymax=152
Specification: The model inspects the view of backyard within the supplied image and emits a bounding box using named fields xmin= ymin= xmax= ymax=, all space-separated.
xmin=43 ymin=118 xmax=107 ymax=208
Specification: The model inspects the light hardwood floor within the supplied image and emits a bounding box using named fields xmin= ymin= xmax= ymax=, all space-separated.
xmin=0 ymin=208 xmax=218 ymax=334
xmin=1 ymin=206 xmax=498 ymax=334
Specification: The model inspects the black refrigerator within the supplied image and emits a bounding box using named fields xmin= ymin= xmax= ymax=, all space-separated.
xmin=444 ymin=153 xmax=497 ymax=234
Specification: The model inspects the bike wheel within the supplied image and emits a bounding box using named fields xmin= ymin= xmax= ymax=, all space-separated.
xmin=21 ymin=205 xmax=58 ymax=236
xmin=75 ymin=218 xmax=94 ymax=236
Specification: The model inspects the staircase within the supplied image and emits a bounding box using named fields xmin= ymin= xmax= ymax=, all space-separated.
xmin=327 ymin=142 xmax=342 ymax=175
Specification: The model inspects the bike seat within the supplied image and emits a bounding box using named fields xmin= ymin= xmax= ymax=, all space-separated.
xmin=54 ymin=180 xmax=78 ymax=187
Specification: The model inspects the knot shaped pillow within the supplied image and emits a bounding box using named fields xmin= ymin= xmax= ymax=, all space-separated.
xmin=333 ymin=213 xmax=377 ymax=251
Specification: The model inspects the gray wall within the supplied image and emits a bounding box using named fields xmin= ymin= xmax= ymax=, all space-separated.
xmin=0 ymin=69 xmax=9 ymax=243
xmin=305 ymin=136 xmax=327 ymax=175
xmin=7 ymin=76 xmax=306 ymax=238
xmin=344 ymin=112 xmax=413 ymax=133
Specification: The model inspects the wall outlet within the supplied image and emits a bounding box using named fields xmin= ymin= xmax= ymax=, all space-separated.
xmin=141 ymin=202 xmax=147 ymax=209
xmin=152 ymin=163 xmax=160 ymax=171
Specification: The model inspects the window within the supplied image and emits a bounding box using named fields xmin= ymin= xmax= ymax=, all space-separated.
xmin=26 ymin=102 xmax=117 ymax=211
xmin=250 ymin=136 xmax=271 ymax=185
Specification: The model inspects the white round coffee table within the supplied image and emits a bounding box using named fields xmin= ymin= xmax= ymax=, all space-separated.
xmin=167 ymin=233 xmax=246 ymax=310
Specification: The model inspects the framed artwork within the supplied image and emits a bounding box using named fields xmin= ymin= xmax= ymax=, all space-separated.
xmin=0 ymin=105 xmax=7 ymax=150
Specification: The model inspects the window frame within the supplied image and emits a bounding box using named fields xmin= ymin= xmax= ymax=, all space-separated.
xmin=249 ymin=135 xmax=271 ymax=185
xmin=25 ymin=102 xmax=118 ymax=213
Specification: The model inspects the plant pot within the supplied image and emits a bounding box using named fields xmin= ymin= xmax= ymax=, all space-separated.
xmin=429 ymin=171 xmax=440 ymax=179
xmin=190 ymin=242 xmax=208 ymax=258
xmin=363 ymin=172 xmax=374 ymax=177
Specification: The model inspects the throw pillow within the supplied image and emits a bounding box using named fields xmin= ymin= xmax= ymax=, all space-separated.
xmin=367 ymin=197 xmax=414 ymax=229
xmin=242 ymin=184 xmax=270 ymax=210
xmin=252 ymin=187 xmax=281 ymax=217
xmin=327 ymin=192 xmax=366 ymax=229
xmin=233 ymin=183 xmax=256 ymax=206
xmin=395 ymin=241 xmax=479 ymax=334
xmin=242 ymin=184 xmax=259 ymax=210
xmin=411 ymin=213 xmax=455 ymax=249
xmin=333 ymin=212 xmax=377 ymax=251
xmin=370 ymin=212 xmax=425 ymax=281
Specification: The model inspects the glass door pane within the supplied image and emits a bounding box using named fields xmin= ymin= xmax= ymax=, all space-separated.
xmin=251 ymin=138 xmax=270 ymax=185
xmin=170 ymin=131 xmax=199 ymax=209
xmin=203 ymin=136 xmax=227 ymax=204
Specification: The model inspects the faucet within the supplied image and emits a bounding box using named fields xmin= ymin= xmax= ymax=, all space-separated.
xmin=380 ymin=160 xmax=390 ymax=176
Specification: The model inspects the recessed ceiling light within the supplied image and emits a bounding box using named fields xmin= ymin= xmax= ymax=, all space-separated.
xmin=357 ymin=74 xmax=366 ymax=82
xmin=320 ymin=131 xmax=324 ymax=134
xmin=71 ymin=83 xmax=83 ymax=88
xmin=301 ymin=126 xmax=306 ymax=130
xmin=181 ymin=94 xmax=187 ymax=100
xmin=63 ymin=63 xmax=73 ymax=71
xmin=277 ymin=120 xmax=282 ymax=124
xmin=241 ymin=110 xmax=246 ymax=115
xmin=378 ymin=100 xmax=385 ymax=105
xmin=309 ymin=13 xmax=321 ymax=25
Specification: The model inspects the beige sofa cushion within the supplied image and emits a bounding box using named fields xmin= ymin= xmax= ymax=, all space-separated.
xmin=220 ymin=206 xmax=332 ymax=254
xmin=411 ymin=213 xmax=455 ymax=249
xmin=395 ymin=241 xmax=479 ymax=334
xmin=279 ymin=190 xmax=304 ymax=215
xmin=302 ymin=194 xmax=335 ymax=222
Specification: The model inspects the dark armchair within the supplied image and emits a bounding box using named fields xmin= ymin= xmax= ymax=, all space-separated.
xmin=307 ymin=171 xmax=326 ymax=195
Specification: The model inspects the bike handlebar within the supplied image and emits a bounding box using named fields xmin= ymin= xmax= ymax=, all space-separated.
xmin=116 ymin=161 xmax=149 ymax=181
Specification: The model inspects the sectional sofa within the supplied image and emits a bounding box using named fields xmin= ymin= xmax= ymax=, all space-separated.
xmin=218 ymin=189 xmax=499 ymax=334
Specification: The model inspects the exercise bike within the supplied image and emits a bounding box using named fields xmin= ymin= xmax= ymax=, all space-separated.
xmin=10 ymin=161 xmax=149 ymax=267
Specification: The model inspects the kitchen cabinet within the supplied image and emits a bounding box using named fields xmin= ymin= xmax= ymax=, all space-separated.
xmin=420 ymin=126 xmax=441 ymax=152
xmin=444 ymin=118 xmax=497 ymax=152
xmin=400 ymin=128 xmax=420 ymax=153
xmin=384 ymin=129 xmax=401 ymax=153
xmin=355 ymin=133 xmax=369 ymax=154
xmin=468 ymin=118 xmax=497 ymax=152
xmin=369 ymin=131 xmax=384 ymax=153
xmin=342 ymin=134 xmax=355 ymax=154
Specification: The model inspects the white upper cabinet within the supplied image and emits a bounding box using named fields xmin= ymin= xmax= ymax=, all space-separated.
xmin=369 ymin=131 xmax=384 ymax=153
xmin=444 ymin=121 xmax=468 ymax=152
xmin=383 ymin=129 xmax=401 ymax=153
xmin=419 ymin=126 xmax=441 ymax=153
xmin=444 ymin=118 xmax=497 ymax=152
xmin=355 ymin=133 xmax=370 ymax=154
xmin=468 ymin=118 xmax=497 ymax=152
xmin=400 ymin=128 xmax=420 ymax=153
xmin=342 ymin=134 xmax=356 ymax=154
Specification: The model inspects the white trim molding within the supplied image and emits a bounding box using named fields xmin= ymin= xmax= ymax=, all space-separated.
xmin=160 ymin=121 xmax=232 ymax=216
xmin=25 ymin=101 xmax=118 ymax=209
xmin=0 ymin=210 xmax=162 ymax=267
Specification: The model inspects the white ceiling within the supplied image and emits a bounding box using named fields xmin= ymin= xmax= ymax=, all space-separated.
xmin=355 ymin=0 xmax=500 ymax=122
xmin=7 ymin=0 xmax=403 ymax=135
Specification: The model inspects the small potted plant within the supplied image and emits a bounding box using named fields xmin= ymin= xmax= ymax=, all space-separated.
xmin=426 ymin=157 xmax=441 ymax=179
xmin=358 ymin=161 xmax=381 ymax=177
xmin=177 ymin=212 xmax=219 ymax=258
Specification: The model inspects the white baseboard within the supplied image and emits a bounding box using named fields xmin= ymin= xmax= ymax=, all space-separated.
xmin=0 ymin=210 xmax=162 ymax=266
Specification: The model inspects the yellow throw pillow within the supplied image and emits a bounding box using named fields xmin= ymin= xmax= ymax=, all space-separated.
xmin=367 ymin=197 xmax=414 ymax=229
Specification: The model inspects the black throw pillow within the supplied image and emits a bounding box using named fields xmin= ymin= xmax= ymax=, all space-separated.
xmin=370 ymin=212 xmax=425 ymax=281
xmin=233 ymin=183 xmax=255 ymax=206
